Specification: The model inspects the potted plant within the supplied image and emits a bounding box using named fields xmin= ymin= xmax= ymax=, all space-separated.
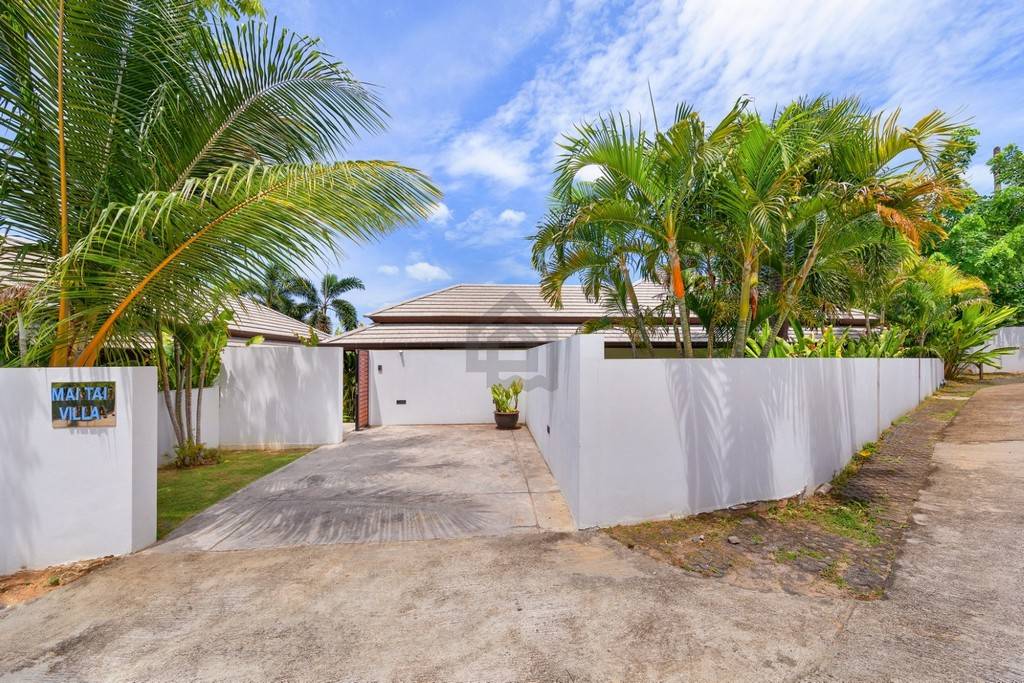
xmin=490 ymin=377 xmax=524 ymax=429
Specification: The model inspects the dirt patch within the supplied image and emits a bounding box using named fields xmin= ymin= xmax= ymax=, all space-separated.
xmin=604 ymin=374 xmax=1024 ymax=599
xmin=0 ymin=557 xmax=115 ymax=609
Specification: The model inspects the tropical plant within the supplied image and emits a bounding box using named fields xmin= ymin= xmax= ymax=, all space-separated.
xmin=885 ymin=256 xmax=989 ymax=347
xmin=240 ymin=264 xmax=305 ymax=319
xmin=547 ymin=100 xmax=747 ymax=357
xmin=756 ymin=103 xmax=965 ymax=356
xmin=938 ymin=186 xmax=1024 ymax=320
xmin=745 ymin=321 xmax=908 ymax=358
xmin=989 ymin=143 xmax=1024 ymax=190
xmin=925 ymin=303 xmax=1017 ymax=379
xmin=154 ymin=309 xmax=232 ymax=464
xmin=577 ymin=277 xmax=659 ymax=358
xmin=0 ymin=0 xmax=439 ymax=367
xmin=490 ymin=377 xmax=524 ymax=413
xmin=290 ymin=273 xmax=365 ymax=333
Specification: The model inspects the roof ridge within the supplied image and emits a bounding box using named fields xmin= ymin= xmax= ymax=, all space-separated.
xmin=366 ymin=283 xmax=463 ymax=317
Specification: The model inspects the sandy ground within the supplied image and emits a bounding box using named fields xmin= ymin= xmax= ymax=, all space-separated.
xmin=1 ymin=382 xmax=1022 ymax=681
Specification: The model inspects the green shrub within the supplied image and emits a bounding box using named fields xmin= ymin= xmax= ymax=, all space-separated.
xmin=172 ymin=442 xmax=222 ymax=469
xmin=490 ymin=377 xmax=524 ymax=413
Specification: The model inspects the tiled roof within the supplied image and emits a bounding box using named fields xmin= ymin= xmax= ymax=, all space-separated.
xmin=367 ymin=283 xmax=677 ymax=323
xmin=1 ymin=238 xmax=310 ymax=343
xmin=224 ymin=298 xmax=313 ymax=343
xmin=0 ymin=236 xmax=47 ymax=286
xmin=327 ymin=322 xmax=696 ymax=349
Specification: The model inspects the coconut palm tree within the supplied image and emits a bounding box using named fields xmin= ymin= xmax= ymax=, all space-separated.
xmin=290 ymin=273 xmax=364 ymax=333
xmin=0 ymin=0 xmax=439 ymax=367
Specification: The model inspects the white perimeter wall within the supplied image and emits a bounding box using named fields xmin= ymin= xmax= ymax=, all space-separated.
xmin=219 ymin=346 xmax=343 ymax=448
xmin=156 ymin=386 xmax=220 ymax=462
xmin=522 ymin=335 xmax=944 ymax=528
xmin=0 ymin=367 xmax=156 ymax=574
xmin=368 ymin=349 xmax=532 ymax=425
xmin=992 ymin=327 xmax=1024 ymax=373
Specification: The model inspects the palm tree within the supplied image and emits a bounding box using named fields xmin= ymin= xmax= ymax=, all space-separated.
xmin=239 ymin=264 xmax=303 ymax=319
xmin=291 ymin=273 xmax=365 ymax=333
xmin=532 ymin=192 xmax=657 ymax=355
xmin=756 ymin=104 xmax=966 ymax=356
xmin=0 ymin=0 xmax=439 ymax=367
xmin=550 ymin=100 xmax=746 ymax=357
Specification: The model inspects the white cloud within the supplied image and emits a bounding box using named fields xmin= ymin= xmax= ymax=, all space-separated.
xmin=496 ymin=256 xmax=536 ymax=280
xmin=443 ymin=131 xmax=534 ymax=188
xmin=965 ymin=162 xmax=995 ymax=194
xmin=498 ymin=209 xmax=527 ymax=225
xmin=443 ymin=0 xmax=1024 ymax=189
xmin=427 ymin=203 xmax=453 ymax=225
xmin=443 ymin=208 xmax=533 ymax=247
xmin=377 ymin=264 xmax=400 ymax=276
xmin=405 ymin=261 xmax=452 ymax=282
xmin=574 ymin=164 xmax=605 ymax=183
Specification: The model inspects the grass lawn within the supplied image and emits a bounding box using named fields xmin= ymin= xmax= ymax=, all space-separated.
xmin=157 ymin=448 xmax=310 ymax=539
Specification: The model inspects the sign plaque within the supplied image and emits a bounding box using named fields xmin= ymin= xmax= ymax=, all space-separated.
xmin=51 ymin=382 xmax=116 ymax=428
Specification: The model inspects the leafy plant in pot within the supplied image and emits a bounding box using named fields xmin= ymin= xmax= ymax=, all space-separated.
xmin=490 ymin=377 xmax=524 ymax=429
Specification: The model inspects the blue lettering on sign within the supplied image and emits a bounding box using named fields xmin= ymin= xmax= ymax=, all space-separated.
xmin=52 ymin=386 xmax=83 ymax=401
xmin=58 ymin=405 xmax=101 ymax=421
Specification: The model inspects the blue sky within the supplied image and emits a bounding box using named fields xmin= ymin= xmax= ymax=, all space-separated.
xmin=265 ymin=0 xmax=1024 ymax=322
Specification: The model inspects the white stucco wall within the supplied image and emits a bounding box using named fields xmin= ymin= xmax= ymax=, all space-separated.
xmin=219 ymin=346 xmax=343 ymax=448
xmin=156 ymin=386 xmax=220 ymax=462
xmin=521 ymin=335 xmax=945 ymax=528
xmin=522 ymin=336 xmax=598 ymax=518
xmin=368 ymin=349 xmax=533 ymax=425
xmin=992 ymin=327 xmax=1024 ymax=373
xmin=0 ymin=367 xmax=157 ymax=573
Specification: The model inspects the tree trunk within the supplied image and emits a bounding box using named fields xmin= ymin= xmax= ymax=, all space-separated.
xmin=761 ymin=239 xmax=822 ymax=357
xmin=183 ymin=354 xmax=193 ymax=444
xmin=172 ymin=341 xmax=185 ymax=445
xmin=620 ymin=261 xmax=654 ymax=357
xmin=16 ymin=312 xmax=27 ymax=365
xmin=864 ymin=311 xmax=872 ymax=335
xmin=732 ymin=252 xmax=754 ymax=357
xmin=667 ymin=241 xmax=692 ymax=358
xmin=680 ymin=296 xmax=694 ymax=359
xmin=671 ymin=299 xmax=683 ymax=356
xmin=706 ymin=318 xmax=715 ymax=358
xmin=155 ymin=323 xmax=184 ymax=448
xmin=195 ymin=349 xmax=209 ymax=445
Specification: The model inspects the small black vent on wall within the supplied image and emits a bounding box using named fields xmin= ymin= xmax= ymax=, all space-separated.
xmin=396 ymin=399 xmax=406 ymax=405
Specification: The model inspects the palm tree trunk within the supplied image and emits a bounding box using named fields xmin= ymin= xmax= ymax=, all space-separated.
xmin=155 ymin=323 xmax=183 ymax=448
xmin=667 ymin=241 xmax=692 ymax=357
xmin=196 ymin=350 xmax=209 ymax=445
xmin=679 ymin=292 xmax=694 ymax=358
xmin=619 ymin=261 xmax=654 ymax=357
xmin=761 ymin=239 xmax=823 ymax=357
xmin=184 ymin=354 xmax=193 ymax=444
xmin=671 ymin=299 xmax=683 ymax=356
xmin=172 ymin=341 xmax=185 ymax=444
xmin=732 ymin=250 xmax=754 ymax=357
xmin=50 ymin=0 xmax=71 ymax=367
xmin=706 ymin=318 xmax=716 ymax=358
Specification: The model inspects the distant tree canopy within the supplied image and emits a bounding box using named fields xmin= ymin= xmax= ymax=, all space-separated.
xmin=934 ymin=134 xmax=1024 ymax=321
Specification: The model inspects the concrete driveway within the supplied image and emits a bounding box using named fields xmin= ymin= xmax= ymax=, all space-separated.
xmin=1 ymin=382 xmax=1022 ymax=681
xmin=157 ymin=424 xmax=573 ymax=552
